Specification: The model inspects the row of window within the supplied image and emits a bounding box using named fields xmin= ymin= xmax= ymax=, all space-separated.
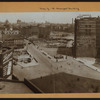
xmin=78 ymin=21 xmax=96 ymax=25
xmin=78 ymin=30 xmax=96 ymax=34
xmin=77 ymin=43 xmax=96 ymax=47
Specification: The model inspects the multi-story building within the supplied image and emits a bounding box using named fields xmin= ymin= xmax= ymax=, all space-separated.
xmin=74 ymin=16 xmax=97 ymax=57
xmin=20 ymin=25 xmax=39 ymax=38
xmin=96 ymin=17 xmax=100 ymax=58
xmin=0 ymin=47 xmax=13 ymax=79
xmin=38 ymin=24 xmax=51 ymax=39
xmin=2 ymin=28 xmax=24 ymax=49
xmin=95 ymin=17 xmax=100 ymax=63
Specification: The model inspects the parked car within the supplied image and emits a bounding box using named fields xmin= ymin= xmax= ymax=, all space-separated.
xmin=28 ymin=42 xmax=31 ymax=45
xmin=54 ymin=54 xmax=63 ymax=59
xmin=27 ymin=58 xmax=31 ymax=63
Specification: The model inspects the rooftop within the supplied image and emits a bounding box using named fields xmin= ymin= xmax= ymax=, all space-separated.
xmin=0 ymin=79 xmax=33 ymax=94
xmin=30 ymin=72 xmax=100 ymax=93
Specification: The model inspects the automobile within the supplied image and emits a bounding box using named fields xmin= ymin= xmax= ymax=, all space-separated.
xmin=24 ymin=60 xmax=28 ymax=63
xmin=13 ymin=60 xmax=17 ymax=65
xmin=54 ymin=54 xmax=63 ymax=59
xmin=28 ymin=42 xmax=31 ymax=45
xmin=27 ymin=58 xmax=31 ymax=63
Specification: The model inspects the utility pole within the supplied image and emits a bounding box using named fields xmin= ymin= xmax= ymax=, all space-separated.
xmin=51 ymin=63 xmax=56 ymax=93
xmin=2 ymin=30 xmax=3 ymax=43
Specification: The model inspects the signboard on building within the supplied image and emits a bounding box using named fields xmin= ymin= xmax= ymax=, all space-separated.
xmin=0 ymin=48 xmax=13 ymax=78
xmin=1 ymin=29 xmax=24 ymax=49
xmin=4 ymin=30 xmax=19 ymax=34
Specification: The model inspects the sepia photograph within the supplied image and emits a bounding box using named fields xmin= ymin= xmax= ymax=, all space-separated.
xmin=1 ymin=12 xmax=100 ymax=94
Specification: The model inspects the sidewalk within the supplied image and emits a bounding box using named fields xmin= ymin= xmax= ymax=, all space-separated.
xmin=75 ymin=57 xmax=100 ymax=73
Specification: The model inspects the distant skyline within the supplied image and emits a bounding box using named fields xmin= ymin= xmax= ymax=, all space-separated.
xmin=0 ymin=12 xmax=100 ymax=24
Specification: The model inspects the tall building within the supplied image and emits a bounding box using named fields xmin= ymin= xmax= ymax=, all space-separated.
xmin=38 ymin=24 xmax=51 ymax=39
xmin=96 ymin=17 xmax=100 ymax=58
xmin=74 ymin=16 xmax=97 ymax=57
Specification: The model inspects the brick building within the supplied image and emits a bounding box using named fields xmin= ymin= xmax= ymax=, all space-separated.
xmin=74 ymin=16 xmax=97 ymax=57
xmin=20 ymin=25 xmax=39 ymax=38
xmin=95 ymin=17 xmax=100 ymax=63
xmin=38 ymin=24 xmax=51 ymax=39
xmin=96 ymin=17 xmax=100 ymax=58
xmin=2 ymin=28 xmax=24 ymax=49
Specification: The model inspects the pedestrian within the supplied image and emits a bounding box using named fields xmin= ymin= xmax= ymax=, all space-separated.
xmin=56 ymin=59 xmax=58 ymax=62
xmin=40 ymin=76 xmax=42 ymax=79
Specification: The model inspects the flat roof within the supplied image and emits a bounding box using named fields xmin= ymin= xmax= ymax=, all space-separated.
xmin=30 ymin=72 xmax=100 ymax=93
xmin=0 ymin=81 xmax=33 ymax=94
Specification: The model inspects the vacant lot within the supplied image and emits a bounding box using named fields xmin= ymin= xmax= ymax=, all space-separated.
xmin=40 ymin=47 xmax=58 ymax=57
xmin=36 ymin=40 xmax=58 ymax=57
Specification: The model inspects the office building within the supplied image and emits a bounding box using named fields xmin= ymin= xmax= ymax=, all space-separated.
xmin=74 ymin=16 xmax=97 ymax=57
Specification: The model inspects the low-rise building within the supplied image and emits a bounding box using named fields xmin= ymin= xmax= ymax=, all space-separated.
xmin=2 ymin=28 xmax=24 ymax=49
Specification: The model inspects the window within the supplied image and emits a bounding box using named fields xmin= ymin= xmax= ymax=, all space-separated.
xmin=85 ymin=29 xmax=91 ymax=35
xmin=89 ymin=25 xmax=91 ymax=27
xmin=85 ymin=25 xmax=87 ymax=27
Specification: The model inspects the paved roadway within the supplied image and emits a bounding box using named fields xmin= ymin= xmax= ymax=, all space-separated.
xmin=13 ymin=39 xmax=100 ymax=81
xmin=32 ymin=40 xmax=100 ymax=81
xmin=27 ymin=41 xmax=60 ymax=72
xmin=13 ymin=40 xmax=59 ymax=81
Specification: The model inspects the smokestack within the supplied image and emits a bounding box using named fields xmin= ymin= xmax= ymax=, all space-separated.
xmin=72 ymin=18 xmax=74 ymax=34
xmin=72 ymin=18 xmax=73 ymax=25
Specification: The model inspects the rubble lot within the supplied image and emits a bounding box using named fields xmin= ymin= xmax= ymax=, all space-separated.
xmin=33 ymin=38 xmax=74 ymax=58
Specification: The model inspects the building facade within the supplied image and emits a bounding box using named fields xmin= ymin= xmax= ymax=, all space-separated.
xmin=2 ymin=29 xmax=24 ymax=49
xmin=74 ymin=16 xmax=97 ymax=57
xmin=0 ymin=47 xmax=13 ymax=79
xmin=20 ymin=25 xmax=39 ymax=38
xmin=96 ymin=17 xmax=100 ymax=58
xmin=38 ymin=24 xmax=51 ymax=39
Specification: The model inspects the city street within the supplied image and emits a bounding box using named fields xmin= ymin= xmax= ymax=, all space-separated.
xmin=13 ymin=39 xmax=100 ymax=81
xmin=2 ymin=11 xmax=100 ymax=94
xmin=29 ymin=40 xmax=100 ymax=80
xmin=13 ymin=40 xmax=60 ymax=81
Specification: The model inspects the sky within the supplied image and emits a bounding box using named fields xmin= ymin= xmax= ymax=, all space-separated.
xmin=0 ymin=12 xmax=100 ymax=24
